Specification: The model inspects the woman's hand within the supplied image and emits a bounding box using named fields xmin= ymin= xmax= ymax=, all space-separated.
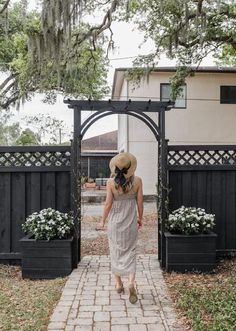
xmin=99 ymin=179 xmax=113 ymax=232
xmin=100 ymin=220 xmax=105 ymax=230
xmin=96 ymin=220 xmax=106 ymax=231
xmin=138 ymin=218 xmax=143 ymax=229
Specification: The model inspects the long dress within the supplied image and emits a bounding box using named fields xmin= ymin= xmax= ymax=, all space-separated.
xmin=107 ymin=178 xmax=138 ymax=276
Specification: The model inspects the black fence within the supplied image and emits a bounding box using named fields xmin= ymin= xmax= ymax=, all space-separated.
xmin=2 ymin=144 xmax=235 ymax=263
xmin=0 ymin=146 xmax=115 ymax=263
xmin=168 ymin=145 xmax=236 ymax=255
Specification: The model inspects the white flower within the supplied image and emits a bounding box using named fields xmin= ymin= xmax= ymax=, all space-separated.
xmin=22 ymin=208 xmax=73 ymax=240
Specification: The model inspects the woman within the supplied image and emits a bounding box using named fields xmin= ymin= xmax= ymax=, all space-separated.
xmin=99 ymin=152 xmax=143 ymax=304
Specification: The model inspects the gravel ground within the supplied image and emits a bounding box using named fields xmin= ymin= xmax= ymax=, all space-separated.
xmin=81 ymin=203 xmax=158 ymax=256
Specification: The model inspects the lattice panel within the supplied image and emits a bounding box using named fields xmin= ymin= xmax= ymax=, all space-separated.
xmin=168 ymin=149 xmax=236 ymax=166
xmin=0 ymin=150 xmax=71 ymax=167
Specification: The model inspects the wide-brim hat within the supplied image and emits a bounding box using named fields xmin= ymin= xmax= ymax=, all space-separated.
xmin=109 ymin=152 xmax=137 ymax=179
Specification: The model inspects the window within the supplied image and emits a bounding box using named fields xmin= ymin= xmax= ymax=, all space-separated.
xmin=160 ymin=83 xmax=186 ymax=108
xmin=220 ymin=86 xmax=236 ymax=104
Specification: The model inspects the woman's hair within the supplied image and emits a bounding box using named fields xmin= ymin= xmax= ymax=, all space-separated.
xmin=114 ymin=165 xmax=133 ymax=193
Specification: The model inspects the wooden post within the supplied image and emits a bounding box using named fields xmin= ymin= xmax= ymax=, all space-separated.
xmin=159 ymin=108 xmax=169 ymax=269
xmin=70 ymin=139 xmax=77 ymax=268
xmin=157 ymin=135 xmax=161 ymax=261
xmin=77 ymin=133 xmax=82 ymax=263
xmin=72 ymin=107 xmax=82 ymax=266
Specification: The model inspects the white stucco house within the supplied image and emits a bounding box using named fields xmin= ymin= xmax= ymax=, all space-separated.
xmin=112 ymin=67 xmax=236 ymax=195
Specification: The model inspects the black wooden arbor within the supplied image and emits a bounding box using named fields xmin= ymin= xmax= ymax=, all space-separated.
xmin=64 ymin=99 xmax=173 ymax=269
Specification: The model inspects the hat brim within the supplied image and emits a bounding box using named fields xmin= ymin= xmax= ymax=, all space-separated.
xmin=109 ymin=152 xmax=137 ymax=178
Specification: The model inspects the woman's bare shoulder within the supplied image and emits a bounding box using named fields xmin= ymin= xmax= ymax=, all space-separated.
xmin=106 ymin=178 xmax=114 ymax=187
xmin=134 ymin=176 xmax=142 ymax=183
xmin=134 ymin=176 xmax=142 ymax=188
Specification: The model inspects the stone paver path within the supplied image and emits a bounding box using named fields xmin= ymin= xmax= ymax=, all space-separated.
xmin=48 ymin=255 xmax=184 ymax=331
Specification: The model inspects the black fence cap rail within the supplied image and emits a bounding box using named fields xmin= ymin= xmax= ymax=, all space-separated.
xmin=64 ymin=99 xmax=174 ymax=112
xmin=0 ymin=146 xmax=71 ymax=152
xmin=168 ymin=165 xmax=236 ymax=171
xmin=0 ymin=166 xmax=70 ymax=172
xmin=168 ymin=145 xmax=236 ymax=151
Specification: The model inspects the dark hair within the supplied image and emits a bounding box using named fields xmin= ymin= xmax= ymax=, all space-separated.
xmin=114 ymin=164 xmax=132 ymax=192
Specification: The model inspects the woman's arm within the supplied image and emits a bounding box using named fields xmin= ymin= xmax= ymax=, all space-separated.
xmin=136 ymin=177 xmax=144 ymax=228
xmin=100 ymin=179 xmax=113 ymax=229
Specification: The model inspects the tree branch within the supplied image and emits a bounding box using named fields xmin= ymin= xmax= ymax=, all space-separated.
xmin=0 ymin=73 xmax=18 ymax=91
xmin=1 ymin=93 xmax=19 ymax=109
xmin=178 ymin=34 xmax=236 ymax=49
xmin=0 ymin=0 xmax=11 ymax=15
xmin=178 ymin=38 xmax=202 ymax=48
xmin=210 ymin=35 xmax=236 ymax=49
xmin=74 ymin=0 xmax=119 ymax=46
xmin=219 ymin=9 xmax=236 ymax=19
xmin=0 ymin=79 xmax=37 ymax=109
xmin=1 ymin=79 xmax=16 ymax=96
xmin=197 ymin=0 xmax=203 ymax=15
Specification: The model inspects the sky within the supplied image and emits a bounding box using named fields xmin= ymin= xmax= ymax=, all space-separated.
xmin=5 ymin=0 xmax=215 ymax=142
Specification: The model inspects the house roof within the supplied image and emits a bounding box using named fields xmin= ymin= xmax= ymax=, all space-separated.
xmin=81 ymin=130 xmax=118 ymax=152
xmin=112 ymin=66 xmax=236 ymax=99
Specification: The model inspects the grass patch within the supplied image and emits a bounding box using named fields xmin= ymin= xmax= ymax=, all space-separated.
xmin=164 ymin=258 xmax=236 ymax=331
xmin=0 ymin=264 xmax=67 ymax=331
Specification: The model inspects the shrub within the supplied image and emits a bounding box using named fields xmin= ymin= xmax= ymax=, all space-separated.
xmin=22 ymin=208 xmax=74 ymax=240
xmin=166 ymin=206 xmax=215 ymax=235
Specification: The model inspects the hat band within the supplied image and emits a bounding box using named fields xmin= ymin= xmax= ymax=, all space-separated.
xmin=114 ymin=161 xmax=131 ymax=188
xmin=115 ymin=161 xmax=131 ymax=175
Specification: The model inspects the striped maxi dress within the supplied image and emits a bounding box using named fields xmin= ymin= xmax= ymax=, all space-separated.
xmin=107 ymin=177 xmax=138 ymax=276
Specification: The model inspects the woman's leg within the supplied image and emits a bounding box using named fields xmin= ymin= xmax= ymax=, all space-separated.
xmin=114 ymin=274 xmax=124 ymax=293
xmin=128 ymin=273 xmax=138 ymax=304
xmin=128 ymin=272 xmax=135 ymax=286
xmin=114 ymin=274 xmax=122 ymax=287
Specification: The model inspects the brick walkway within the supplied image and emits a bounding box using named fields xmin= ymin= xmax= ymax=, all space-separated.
xmin=47 ymin=255 xmax=184 ymax=331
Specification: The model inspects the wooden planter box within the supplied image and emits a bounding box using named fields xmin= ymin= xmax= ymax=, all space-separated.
xmin=165 ymin=232 xmax=217 ymax=273
xmin=20 ymin=235 xmax=74 ymax=279
xmin=84 ymin=182 xmax=96 ymax=189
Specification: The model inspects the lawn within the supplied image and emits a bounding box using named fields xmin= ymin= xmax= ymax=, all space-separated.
xmin=164 ymin=257 xmax=236 ymax=331
xmin=0 ymin=264 xmax=67 ymax=331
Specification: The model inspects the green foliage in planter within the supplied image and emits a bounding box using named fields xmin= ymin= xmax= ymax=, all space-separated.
xmin=22 ymin=208 xmax=74 ymax=240
xmin=166 ymin=206 xmax=215 ymax=235
xmin=81 ymin=176 xmax=88 ymax=184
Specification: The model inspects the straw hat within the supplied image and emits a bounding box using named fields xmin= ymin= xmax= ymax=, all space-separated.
xmin=109 ymin=152 xmax=137 ymax=179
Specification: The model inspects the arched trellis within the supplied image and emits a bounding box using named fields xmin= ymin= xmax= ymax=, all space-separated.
xmin=64 ymin=99 xmax=173 ymax=270
xmin=81 ymin=110 xmax=160 ymax=140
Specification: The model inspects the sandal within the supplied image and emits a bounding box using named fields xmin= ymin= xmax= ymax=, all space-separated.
xmin=129 ymin=284 xmax=138 ymax=304
xmin=115 ymin=282 xmax=124 ymax=294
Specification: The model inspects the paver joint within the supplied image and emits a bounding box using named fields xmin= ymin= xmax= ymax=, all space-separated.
xmin=47 ymin=255 xmax=185 ymax=331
